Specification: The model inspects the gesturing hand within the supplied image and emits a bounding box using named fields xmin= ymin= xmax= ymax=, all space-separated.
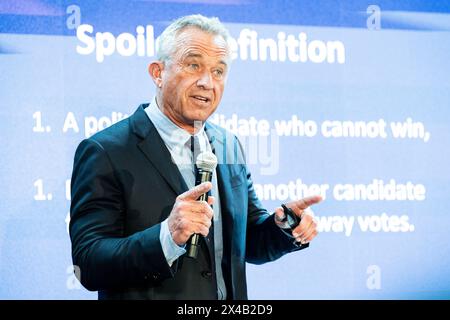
xmin=167 ymin=182 xmax=215 ymax=246
xmin=274 ymin=195 xmax=322 ymax=245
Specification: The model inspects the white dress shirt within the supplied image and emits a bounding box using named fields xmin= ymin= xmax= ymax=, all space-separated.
xmin=145 ymin=97 xmax=226 ymax=299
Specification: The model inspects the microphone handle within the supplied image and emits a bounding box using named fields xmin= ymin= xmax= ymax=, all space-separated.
xmin=187 ymin=169 xmax=213 ymax=259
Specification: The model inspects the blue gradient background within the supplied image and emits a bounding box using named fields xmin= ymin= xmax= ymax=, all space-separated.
xmin=1 ymin=0 xmax=449 ymax=299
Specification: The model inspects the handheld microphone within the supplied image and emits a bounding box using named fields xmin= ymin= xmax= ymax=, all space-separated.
xmin=187 ymin=151 xmax=218 ymax=259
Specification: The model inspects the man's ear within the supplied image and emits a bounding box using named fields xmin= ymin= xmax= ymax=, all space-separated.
xmin=148 ymin=62 xmax=164 ymax=88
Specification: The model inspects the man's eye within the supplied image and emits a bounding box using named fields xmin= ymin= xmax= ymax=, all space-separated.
xmin=213 ymin=69 xmax=223 ymax=77
xmin=189 ymin=63 xmax=200 ymax=70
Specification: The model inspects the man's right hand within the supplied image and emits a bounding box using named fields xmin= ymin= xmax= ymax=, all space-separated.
xmin=167 ymin=182 xmax=215 ymax=246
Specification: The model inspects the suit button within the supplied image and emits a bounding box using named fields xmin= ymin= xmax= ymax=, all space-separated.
xmin=201 ymin=271 xmax=212 ymax=280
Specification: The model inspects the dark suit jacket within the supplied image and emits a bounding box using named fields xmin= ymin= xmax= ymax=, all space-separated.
xmin=69 ymin=104 xmax=304 ymax=300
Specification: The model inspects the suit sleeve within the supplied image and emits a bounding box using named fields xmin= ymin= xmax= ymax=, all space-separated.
xmin=244 ymin=168 xmax=305 ymax=264
xmin=69 ymin=139 xmax=175 ymax=291
xmin=234 ymin=139 xmax=305 ymax=264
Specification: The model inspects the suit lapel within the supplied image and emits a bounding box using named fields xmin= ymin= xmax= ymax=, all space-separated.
xmin=205 ymin=122 xmax=234 ymax=220
xmin=205 ymin=122 xmax=235 ymax=265
xmin=132 ymin=109 xmax=235 ymax=270
xmin=131 ymin=104 xmax=189 ymax=196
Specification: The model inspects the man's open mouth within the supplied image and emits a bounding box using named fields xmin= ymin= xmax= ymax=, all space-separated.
xmin=191 ymin=95 xmax=211 ymax=103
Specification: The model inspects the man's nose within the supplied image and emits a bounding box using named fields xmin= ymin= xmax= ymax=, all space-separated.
xmin=196 ymin=71 xmax=214 ymax=89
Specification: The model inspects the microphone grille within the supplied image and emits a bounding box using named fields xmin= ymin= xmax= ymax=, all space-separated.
xmin=196 ymin=151 xmax=218 ymax=172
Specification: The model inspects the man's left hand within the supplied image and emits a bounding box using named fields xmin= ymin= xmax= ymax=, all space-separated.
xmin=274 ymin=195 xmax=322 ymax=245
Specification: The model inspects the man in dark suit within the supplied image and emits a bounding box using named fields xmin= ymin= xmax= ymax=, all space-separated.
xmin=69 ymin=14 xmax=321 ymax=300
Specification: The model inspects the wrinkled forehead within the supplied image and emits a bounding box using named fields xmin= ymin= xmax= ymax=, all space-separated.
xmin=172 ymin=27 xmax=230 ymax=63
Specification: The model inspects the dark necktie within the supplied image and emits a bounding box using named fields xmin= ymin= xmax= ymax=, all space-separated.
xmin=190 ymin=135 xmax=215 ymax=265
xmin=192 ymin=135 xmax=225 ymax=299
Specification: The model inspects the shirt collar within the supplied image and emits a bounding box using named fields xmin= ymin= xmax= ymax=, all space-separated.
xmin=145 ymin=97 xmax=206 ymax=147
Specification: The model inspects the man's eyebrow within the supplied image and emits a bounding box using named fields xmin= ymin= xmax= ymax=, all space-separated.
xmin=185 ymin=53 xmax=202 ymax=59
xmin=185 ymin=53 xmax=228 ymax=67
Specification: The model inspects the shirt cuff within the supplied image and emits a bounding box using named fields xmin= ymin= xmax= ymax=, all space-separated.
xmin=159 ymin=219 xmax=186 ymax=267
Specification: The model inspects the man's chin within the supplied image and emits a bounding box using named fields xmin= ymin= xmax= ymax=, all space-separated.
xmin=188 ymin=112 xmax=212 ymax=124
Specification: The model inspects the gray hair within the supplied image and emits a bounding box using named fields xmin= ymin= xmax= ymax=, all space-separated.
xmin=156 ymin=14 xmax=231 ymax=64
